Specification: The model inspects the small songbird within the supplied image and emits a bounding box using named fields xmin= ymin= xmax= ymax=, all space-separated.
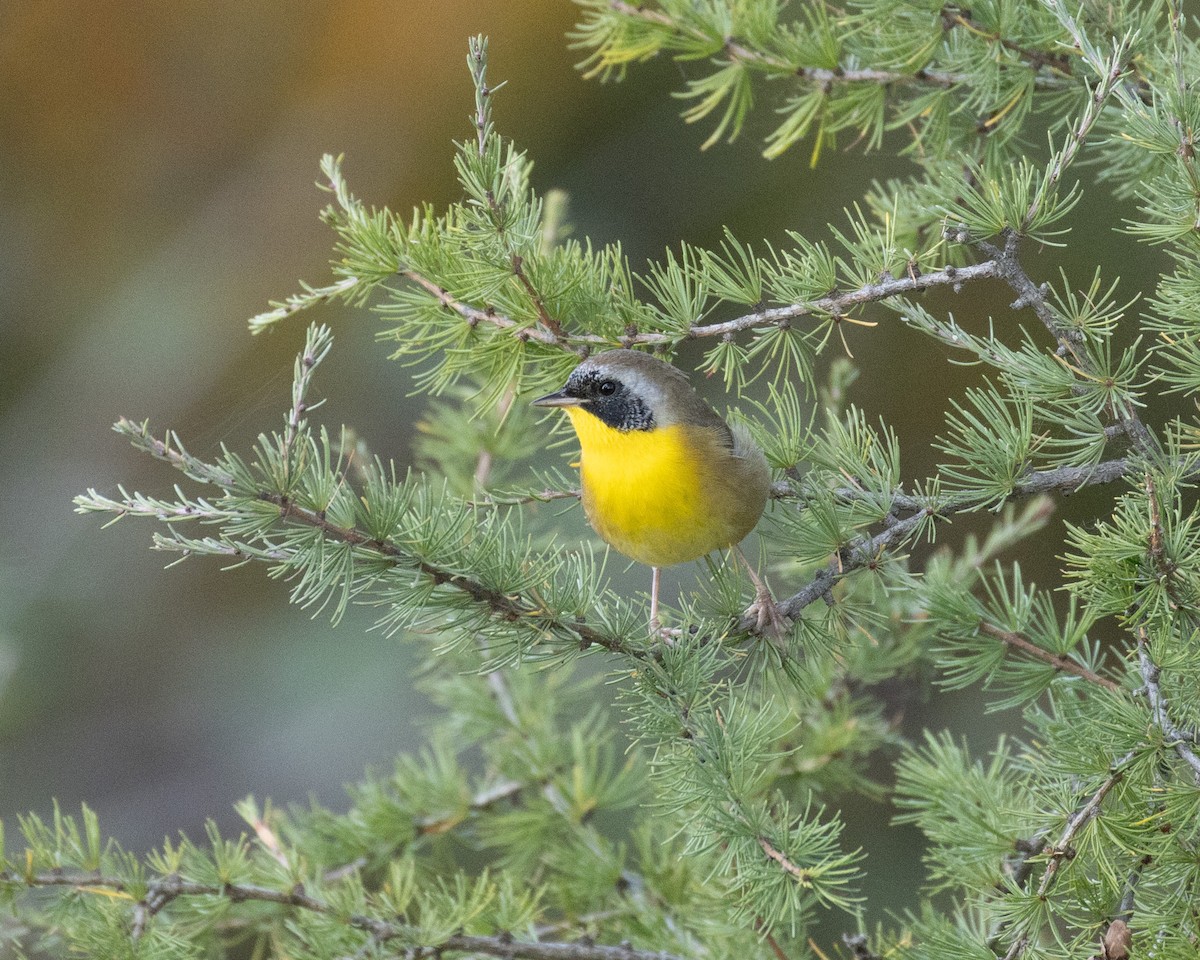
xmin=533 ymin=349 xmax=785 ymax=636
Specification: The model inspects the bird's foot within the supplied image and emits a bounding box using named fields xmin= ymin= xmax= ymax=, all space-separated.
xmin=649 ymin=615 xmax=682 ymax=645
xmin=743 ymin=582 xmax=792 ymax=642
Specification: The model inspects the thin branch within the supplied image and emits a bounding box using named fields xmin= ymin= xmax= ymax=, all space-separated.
xmin=975 ymin=231 xmax=1156 ymax=456
xmin=260 ymin=490 xmax=640 ymax=659
xmin=415 ymin=777 xmax=526 ymax=835
xmin=770 ymin=504 xmax=930 ymax=625
xmin=1021 ymin=40 xmax=1127 ymax=232
xmin=941 ymin=7 xmax=1074 ymax=76
xmin=757 ymin=836 xmax=814 ymax=884
xmin=2 ymin=872 xmax=687 ymax=960
xmin=1000 ymin=936 xmax=1030 ymax=960
xmin=977 ymin=621 xmax=1121 ymax=691
xmin=605 ymin=0 xmax=1067 ymax=89
xmin=1136 ymin=625 xmax=1200 ymax=780
xmin=1115 ymin=856 xmax=1151 ymax=923
xmin=399 ymin=258 xmax=1002 ymax=353
xmin=1036 ymin=753 xmax=1133 ymax=899
xmin=756 ymin=920 xmax=791 ymax=960
xmin=398 ymin=267 xmax=586 ymax=358
xmin=767 ymin=454 xmax=1140 ymax=628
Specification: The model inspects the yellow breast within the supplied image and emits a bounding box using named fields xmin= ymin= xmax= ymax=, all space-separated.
xmin=564 ymin=407 xmax=761 ymax=567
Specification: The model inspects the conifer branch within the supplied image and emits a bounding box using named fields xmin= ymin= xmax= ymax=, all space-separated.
xmin=976 ymin=621 xmax=1120 ymax=691
xmin=603 ymin=0 xmax=1068 ymax=89
xmin=940 ymin=7 xmax=1074 ymax=77
xmin=397 ymin=258 xmax=1001 ymax=354
xmin=255 ymin=490 xmax=639 ymax=659
xmin=974 ymin=230 xmax=1156 ymax=456
xmin=415 ymin=777 xmax=527 ymax=835
xmin=1136 ymin=628 xmax=1200 ymax=779
xmin=1020 ymin=36 xmax=1129 ymax=234
xmin=770 ymin=455 xmax=1140 ymax=625
xmin=2 ymin=871 xmax=687 ymax=960
xmin=1034 ymin=754 xmax=1132 ymax=900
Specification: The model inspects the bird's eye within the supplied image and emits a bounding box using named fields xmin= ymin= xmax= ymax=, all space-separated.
xmin=598 ymin=380 xmax=617 ymax=396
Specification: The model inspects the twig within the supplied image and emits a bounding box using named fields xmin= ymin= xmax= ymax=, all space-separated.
xmin=941 ymin=6 xmax=1074 ymax=76
xmin=605 ymin=0 xmax=1068 ymax=90
xmin=989 ymin=750 xmax=1133 ymax=958
xmin=415 ymin=778 xmax=526 ymax=835
xmin=974 ymin=231 xmax=1156 ymax=456
xmin=977 ymin=621 xmax=1120 ymax=691
xmin=1036 ymin=754 xmax=1133 ymax=899
xmin=768 ymin=454 xmax=1137 ymax=625
xmin=757 ymin=836 xmax=813 ymax=884
xmin=1021 ymin=39 xmax=1128 ymax=232
xmin=2 ymin=871 xmax=688 ymax=960
xmin=399 ymin=258 xmax=1002 ymax=352
xmin=258 ymin=490 xmax=640 ymax=659
xmin=1000 ymin=936 xmax=1030 ymax=960
xmin=756 ymin=918 xmax=791 ymax=960
xmin=770 ymin=505 xmax=930 ymax=625
xmin=1136 ymin=625 xmax=1200 ymax=780
xmin=1114 ymin=855 xmax=1150 ymax=923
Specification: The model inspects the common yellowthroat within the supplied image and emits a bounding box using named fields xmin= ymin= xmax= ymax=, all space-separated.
xmin=533 ymin=349 xmax=785 ymax=635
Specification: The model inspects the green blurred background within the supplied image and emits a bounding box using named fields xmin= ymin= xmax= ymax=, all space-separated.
xmin=0 ymin=0 xmax=1165 ymax=936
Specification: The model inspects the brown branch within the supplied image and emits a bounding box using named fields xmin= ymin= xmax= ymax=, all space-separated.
xmin=1035 ymin=756 xmax=1131 ymax=899
xmin=400 ymin=267 xmax=585 ymax=357
xmin=757 ymin=836 xmax=813 ymax=884
xmin=941 ymin=6 xmax=1074 ymax=75
xmin=3 ymin=871 xmax=688 ymax=960
xmin=513 ymin=254 xmax=567 ymax=339
xmin=977 ymin=621 xmax=1120 ymax=691
xmin=756 ymin=918 xmax=792 ymax=960
xmin=259 ymin=491 xmax=638 ymax=659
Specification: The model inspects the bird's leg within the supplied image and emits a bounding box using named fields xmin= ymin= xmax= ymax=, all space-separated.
xmin=732 ymin=545 xmax=791 ymax=641
xmin=647 ymin=566 xmax=681 ymax=642
xmin=649 ymin=565 xmax=663 ymax=634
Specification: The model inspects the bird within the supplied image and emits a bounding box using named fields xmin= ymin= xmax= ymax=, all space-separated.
xmin=532 ymin=349 xmax=786 ymax=637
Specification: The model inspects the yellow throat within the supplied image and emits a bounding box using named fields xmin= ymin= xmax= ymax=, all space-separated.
xmin=564 ymin=406 xmax=748 ymax=567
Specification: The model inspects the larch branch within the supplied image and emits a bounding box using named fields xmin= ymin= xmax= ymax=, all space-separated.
xmin=398 ymin=258 xmax=1002 ymax=353
xmin=605 ymin=0 xmax=1068 ymax=89
xmin=2 ymin=871 xmax=688 ymax=960
xmin=976 ymin=621 xmax=1120 ymax=691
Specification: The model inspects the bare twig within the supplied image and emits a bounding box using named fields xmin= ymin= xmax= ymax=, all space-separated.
xmin=977 ymin=621 xmax=1120 ymax=691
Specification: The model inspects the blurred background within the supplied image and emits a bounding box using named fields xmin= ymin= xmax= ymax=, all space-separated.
xmin=0 ymin=0 xmax=1164 ymax=941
